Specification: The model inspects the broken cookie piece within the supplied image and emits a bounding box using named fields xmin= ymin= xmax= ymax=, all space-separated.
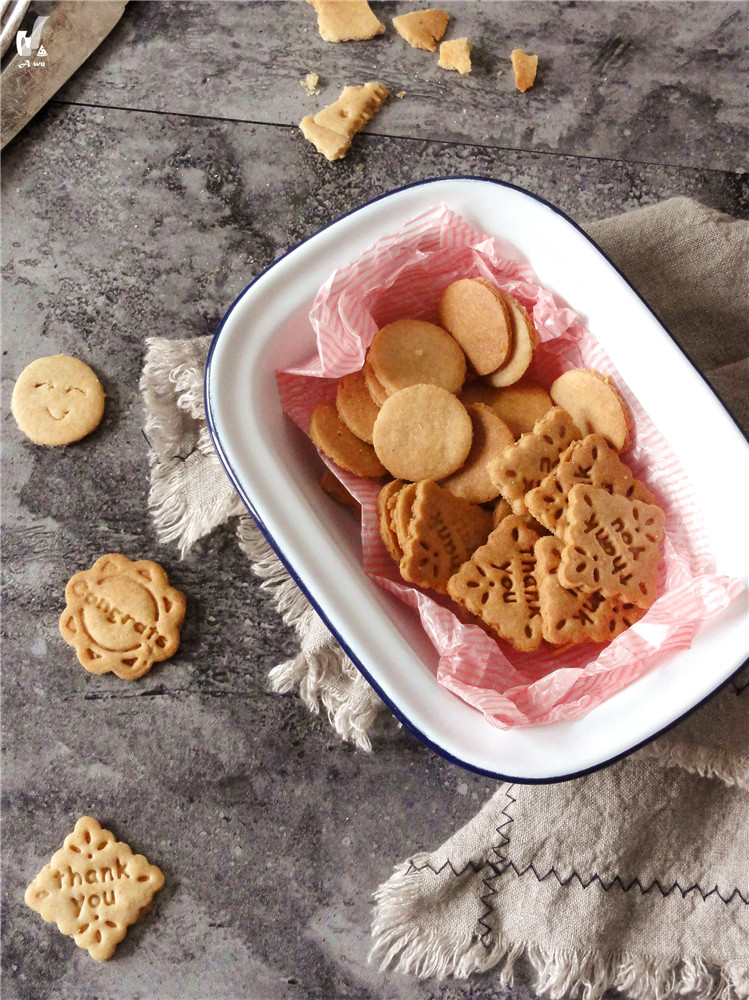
xmin=300 ymin=81 xmax=390 ymax=161
xmin=307 ymin=0 xmax=385 ymax=42
xmin=438 ymin=37 xmax=472 ymax=74
xmin=393 ymin=9 xmax=450 ymax=52
xmin=511 ymin=48 xmax=538 ymax=92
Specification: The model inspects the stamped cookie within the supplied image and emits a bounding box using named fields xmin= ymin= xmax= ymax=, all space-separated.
xmin=310 ymin=398 xmax=386 ymax=477
xmin=368 ymin=319 xmax=466 ymax=396
xmin=25 ymin=816 xmax=164 ymax=961
xmin=372 ymin=384 xmax=473 ymax=481
xmin=438 ymin=37 xmax=472 ymax=74
xmin=526 ymin=433 xmax=656 ymax=536
xmin=300 ymin=81 xmax=390 ymax=161
xmin=307 ymin=0 xmax=385 ymax=41
xmin=336 ymin=369 xmax=380 ymax=443
xmin=447 ymin=515 xmax=542 ymax=651
xmin=438 ymin=278 xmax=512 ymax=375
xmin=511 ymin=49 xmax=538 ymax=92
xmin=378 ymin=479 xmax=407 ymax=560
xmin=12 ymin=355 xmax=105 ymax=446
xmin=485 ymin=292 xmax=539 ymax=387
xmin=489 ymin=406 xmax=582 ymax=517
xmin=399 ymin=480 xmax=493 ymax=594
xmin=59 ymin=554 xmax=186 ymax=680
xmin=536 ymin=536 xmax=645 ymax=645
xmin=550 ymin=369 xmax=631 ymax=451
xmin=393 ymin=8 xmax=449 ymax=51
xmin=559 ymin=485 xmax=665 ymax=608
xmin=439 ymin=403 xmax=514 ymax=503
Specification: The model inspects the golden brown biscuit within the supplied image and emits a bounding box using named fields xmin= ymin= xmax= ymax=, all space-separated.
xmin=307 ymin=0 xmax=385 ymax=41
xmin=447 ymin=515 xmax=542 ymax=651
xmin=59 ymin=554 xmax=185 ymax=681
xmin=399 ymin=481 xmax=493 ymax=594
xmin=12 ymin=355 xmax=105 ymax=446
xmin=511 ymin=49 xmax=538 ymax=92
xmin=320 ymin=468 xmax=361 ymax=514
xmin=536 ymin=536 xmax=645 ymax=645
xmin=368 ymin=319 xmax=466 ymax=396
xmin=363 ymin=359 xmax=390 ymax=406
xmin=559 ymin=485 xmax=665 ymax=608
xmin=336 ymin=369 xmax=380 ymax=443
xmin=439 ymin=403 xmax=514 ymax=503
xmin=489 ymin=406 xmax=582 ymax=517
xmin=438 ymin=278 xmax=513 ymax=375
xmin=487 ymin=379 xmax=553 ymax=438
xmin=310 ymin=398 xmax=387 ymax=477
xmin=393 ymin=9 xmax=449 ymax=51
xmin=300 ymin=81 xmax=390 ymax=161
xmin=25 ymin=817 xmax=164 ymax=961
xmin=378 ymin=479 xmax=407 ymax=560
xmin=526 ymin=433 xmax=655 ymax=536
xmin=438 ymin=37 xmax=472 ymax=74
xmin=485 ymin=291 xmax=539 ymax=387
xmin=549 ymin=369 xmax=631 ymax=451
xmin=372 ymin=384 xmax=473 ymax=481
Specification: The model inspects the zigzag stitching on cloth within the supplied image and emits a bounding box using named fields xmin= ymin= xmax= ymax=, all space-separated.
xmin=406 ymin=781 xmax=747 ymax=952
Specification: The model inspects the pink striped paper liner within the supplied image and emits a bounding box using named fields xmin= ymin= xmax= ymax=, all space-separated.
xmin=276 ymin=204 xmax=744 ymax=728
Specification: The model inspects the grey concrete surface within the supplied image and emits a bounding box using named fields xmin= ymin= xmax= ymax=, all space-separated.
xmin=1 ymin=3 xmax=747 ymax=999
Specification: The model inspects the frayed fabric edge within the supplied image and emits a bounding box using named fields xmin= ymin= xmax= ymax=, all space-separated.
xmin=637 ymin=739 xmax=749 ymax=791
xmin=370 ymin=864 xmax=749 ymax=999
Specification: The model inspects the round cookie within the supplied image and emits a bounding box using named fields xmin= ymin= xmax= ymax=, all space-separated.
xmin=372 ymin=384 xmax=473 ymax=481
xmin=11 ymin=355 xmax=105 ymax=446
xmin=310 ymin=398 xmax=386 ymax=478
xmin=439 ymin=403 xmax=514 ymax=503
xmin=550 ymin=369 xmax=631 ymax=451
xmin=367 ymin=319 xmax=466 ymax=396
xmin=488 ymin=380 xmax=553 ymax=438
xmin=438 ymin=278 xmax=512 ymax=375
xmin=485 ymin=292 xmax=539 ymax=387
xmin=363 ymin=360 xmax=390 ymax=406
xmin=336 ymin=369 xmax=380 ymax=443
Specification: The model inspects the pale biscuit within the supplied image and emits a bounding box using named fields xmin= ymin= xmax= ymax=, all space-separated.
xmin=447 ymin=515 xmax=542 ymax=651
xmin=485 ymin=291 xmax=539 ymax=387
xmin=59 ymin=554 xmax=185 ymax=681
xmin=559 ymin=485 xmax=665 ymax=608
xmin=300 ymin=81 xmax=390 ymax=161
xmin=368 ymin=319 xmax=466 ymax=396
xmin=307 ymin=0 xmax=385 ymax=42
xmin=439 ymin=403 xmax=514 ymax=503
xmin=12 ymin=355 xmax=105 ymax=446
xmin=393 ymin=9 xmax=449 ymax=51
xmin=536 ymin=536 xmax=645 ymax=645
xmin=399 ymin=481 xmax=493 ymax=594
xmin=336 ymin=369 xmax=380 ymax=443
xmin=320 ymin=468 xmax=361 ymax=515
xmin=438 ymin=278 xmax=512 ymax=375
xmin=372 ymin=384 xmax=473 ymax=481
xmin=438 ymin=37 xmax=472 ymax=74
xmin=489 ymin=406 xmax=582 ymax=517
xmin=511 ymin=49 xmax=538 ymax=92
xmin=487 ymin=379 xmax=553 ymax=438
xmin=310 ymin=398 xmax=386 ymax=477
xmin=526 ymin=433 xmax=656 ymax=536
xmin=550 ymin=369 xmax=631 ymax=451
xmin=25 ymin=816 xmax=164 ymax=961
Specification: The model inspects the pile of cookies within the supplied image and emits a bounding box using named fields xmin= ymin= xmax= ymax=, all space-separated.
xmin=309 ymin=276 xmax=666 ymax=654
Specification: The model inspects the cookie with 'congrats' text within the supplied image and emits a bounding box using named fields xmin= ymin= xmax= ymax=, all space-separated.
xmin=25 ymin=816 xmax=164 ymax=961
xmin=60 ymin=554 xmax=186 ymax=680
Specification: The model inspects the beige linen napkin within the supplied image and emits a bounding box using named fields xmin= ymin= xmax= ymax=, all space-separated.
xmin=142 ymin=198 xmax=749 ymax=998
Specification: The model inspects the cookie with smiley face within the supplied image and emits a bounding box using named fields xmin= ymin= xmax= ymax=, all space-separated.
xmin=11 ymin=355 xmax=105 ymax=446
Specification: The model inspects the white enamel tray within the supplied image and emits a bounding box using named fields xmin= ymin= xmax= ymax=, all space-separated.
xmin=205 ymin=178 xmax=748 ymax=782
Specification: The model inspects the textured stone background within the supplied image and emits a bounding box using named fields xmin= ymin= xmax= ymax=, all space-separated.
xmin=1 ymin=3 xmax=747 ymax=998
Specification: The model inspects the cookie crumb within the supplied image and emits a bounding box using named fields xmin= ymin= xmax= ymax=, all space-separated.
xmin=307 ymin=0 xmax=385 ymax=42
xmin=511 ymin=49 xmax=538 ymax=92
xmin=300 ymin=81 xmax=390 ymax=161
xmin=393 ymin=9 xmax=449 ymax=52
xmin=301 ymin=72 xmax=320 ymax=95
xmin=438 ymin=37 xmax=472 ymax=74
